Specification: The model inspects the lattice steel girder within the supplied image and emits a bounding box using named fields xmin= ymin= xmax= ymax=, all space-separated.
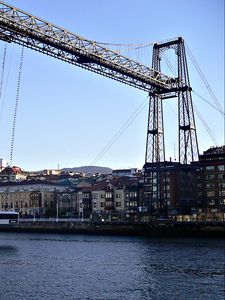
xmin=0 ymin=1 xmax=178 ymax=92
xmin=178 ymin=41 xmax=199 ymax=164
xmin=145 ymin=92 xmax=165 ymax=163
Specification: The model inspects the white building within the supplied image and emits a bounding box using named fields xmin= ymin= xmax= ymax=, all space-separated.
xmin=0 ymin=159 xmax=8 ymax=171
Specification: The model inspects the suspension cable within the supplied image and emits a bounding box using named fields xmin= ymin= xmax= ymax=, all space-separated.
xmin=193 ymin=104 xmax=219 ymax=146
xmin=162 ymin=46 xmax=224 ymax=118
xmin=192 ymin=90 xmax=225 ymax=117
xmin=9 ymin=46 xmax=24 ymax=166
xmin=0 ymin=43 xmax=7 ymax=102
xmin=162 ymin=53 xmax=176 ymax=76
xmin=162 ymin=49 xmax=223 ymax=146
xmin=185 ymin=42 xmax=224 ymax=115
xmin=85 ymin=96 xmax=149 ymax=173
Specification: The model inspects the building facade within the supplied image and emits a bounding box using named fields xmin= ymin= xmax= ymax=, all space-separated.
xmin=196 ymin=146 xmax=225 ymax=221
xmin=143 ymin=161 xmax=198 ymax=219
xmin=0 ymin=180 xmax=65 ymax=217
xmin=0 ymin=166 xmax=27 ymax=182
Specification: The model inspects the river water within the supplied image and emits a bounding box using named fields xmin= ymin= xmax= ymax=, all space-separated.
xmin=0 ymin=232 xmax=224 ymax=300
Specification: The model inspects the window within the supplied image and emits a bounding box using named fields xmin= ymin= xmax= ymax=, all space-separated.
xmin=205 ymin=174 xmax=215 ymax=180
xmin=208 ymin=199 xmax=215 ymax=206
xmin=129 ymin=201 xmax=137 ymax=207
xmin=163 ymin=177 xmax=170 ymax=183
xmin=206 ymin=183 xmax=215 ymax=189
xmin=205 ymin=166 xmax=215 ymax=171
xmin=219 ymin=190 xmax=225 ymax=197
xmin=105 ymin=200 xmax=112 ymax=207
xmin=83 ymin=193 xmax=90 ymax=199
xmin=92 ymin=193 xmax=97 ymax=200
xmin=219 ymin=183 xmax=225 ymax=188
xmin=116 ymin=202 xmax=121 ymax=207
xmin=129 ymin=192 xmax=137 ymax=198
xmin=165 ymin=185 xmax=170 ymax=191
xmin=116 ymin=194 xmax=120 ymax=198
xmin=220 ymin=199 xmax=225 ymax=205
xmin=105 ymin=192 xmax=112 ymax=198
xmin=218 ymin=174 xmax=225 ymax=180
xmin=100 ymin=202 xmax=105 ymax=207
xmin=164 ymin=192 xmax=170 ymax=198
xmin=206 ymin=191 xmax=215 ymax=197
xmin=218 ymin=165 xmax=225 ymax=171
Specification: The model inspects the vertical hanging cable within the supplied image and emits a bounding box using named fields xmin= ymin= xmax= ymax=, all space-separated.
xmin=0 ymin=43 xmax=7 ymax=103
xmin=9 ymin=46 xmax=24 ymax=166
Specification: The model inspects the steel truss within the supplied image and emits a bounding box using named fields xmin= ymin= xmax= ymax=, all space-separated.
xmin=143 ymin=38 xmax=199 ymax=216
xmin=0 ymin=3 xmax=200 ymax=218
xmin=145 ymin=37 xmax=199 ymax=165
xmin=0 ymin=1 xmax=178 ymax=93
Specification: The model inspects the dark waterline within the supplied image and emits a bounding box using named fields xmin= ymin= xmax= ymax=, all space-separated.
xmin=0 ymin=232 xmax=224 ymax=300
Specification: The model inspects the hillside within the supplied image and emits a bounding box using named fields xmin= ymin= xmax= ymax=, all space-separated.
xmin=61 ymin=166 xmax=112 ymax=174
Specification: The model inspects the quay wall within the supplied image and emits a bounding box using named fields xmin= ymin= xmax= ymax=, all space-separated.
xmin=0 ymin=221 xmax=225 ymax=238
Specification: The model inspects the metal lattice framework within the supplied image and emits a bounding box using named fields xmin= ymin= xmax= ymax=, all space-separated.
xmin=0 ymin=1 xmax=179 ymax=93
xmin=143 ymin=38 xmax=199 ymax=215
xmin=145 ymin=38 xmax=199 ymax=165
xmin=0 ymin=2 xmax=199 ymax=167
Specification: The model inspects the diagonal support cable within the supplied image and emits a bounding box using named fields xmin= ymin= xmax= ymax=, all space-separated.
xmin=9 ymin=46 xmax=24 ymax=166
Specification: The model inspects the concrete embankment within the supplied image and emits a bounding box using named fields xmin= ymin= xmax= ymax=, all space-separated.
xmin=0 ymin=221 xmax=225 ymax=238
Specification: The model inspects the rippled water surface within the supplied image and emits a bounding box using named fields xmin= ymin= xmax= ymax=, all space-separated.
xmin=0 ymin=232 xmax=224 ymax=300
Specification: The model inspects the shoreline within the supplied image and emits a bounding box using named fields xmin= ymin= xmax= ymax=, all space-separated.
xmin=0 ymin=220 xmax=224 ymax=238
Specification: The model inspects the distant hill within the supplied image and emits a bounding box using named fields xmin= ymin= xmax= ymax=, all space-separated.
xmin=61 ymin=166 xmax=112 ymax=174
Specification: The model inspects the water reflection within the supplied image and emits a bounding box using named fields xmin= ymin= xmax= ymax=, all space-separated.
xmin=0 ymin=233 xmax=224 ymax=300
xmin=0 ymin=244 xmax=18 ymax=252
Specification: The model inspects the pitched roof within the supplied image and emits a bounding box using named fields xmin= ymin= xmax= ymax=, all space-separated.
xmin=0 ymin=166 xmax=23 ymax=175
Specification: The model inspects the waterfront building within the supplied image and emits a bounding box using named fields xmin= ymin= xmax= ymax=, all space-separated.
xmin=90 ymin=177 xmax=141 ymax=221
xmin=0 ymin=158 xmax=8 ymax=171
xmin=56 ymin=190 xmax=79 ymax=217
xmin=196 ymin=146 xmax=225 ymax=221
xmin=112 ymin=168 xmax=140 ymax=177
xmin=91 ymin=180 xmax=112 ymax=215
xmin=143 ymin=161 xmax=198 ymax=219
xmin=77 ymin=188 xmax=92 ymax=219
xmin=0 ymin=166 xmax=27 ymax=182
xmin=0 ymin=180 xmax=65 ymax=217
xmin=2 ymin=146 xmax=224 ymax=222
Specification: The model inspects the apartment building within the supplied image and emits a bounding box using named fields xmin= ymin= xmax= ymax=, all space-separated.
xmin=0 ymin=180 xmax=65 ymax=217
xmin=196 ymin=146 xmax=225 ymax=220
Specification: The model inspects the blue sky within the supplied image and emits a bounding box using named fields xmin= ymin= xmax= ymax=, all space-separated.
xmin=0 ymin=0 xmax=224 ymax=171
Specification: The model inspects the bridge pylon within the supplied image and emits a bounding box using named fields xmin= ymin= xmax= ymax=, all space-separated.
xmin=143 ymin=37 xmax=199 ymax=216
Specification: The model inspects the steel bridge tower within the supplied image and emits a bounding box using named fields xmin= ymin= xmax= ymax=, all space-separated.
xmin=143 ymin=37 xmax=199 ymax=216
xmin=0 ymin=3 xmax=199 ymax=217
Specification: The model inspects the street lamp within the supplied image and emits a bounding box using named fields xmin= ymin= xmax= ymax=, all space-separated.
xmin=56 ymin=199 xmax=59 ymax=222
xmin=80 ymin=200 xmax=84 ymax=222
xmin=33 ymin=205 xmax=35 ymax=222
